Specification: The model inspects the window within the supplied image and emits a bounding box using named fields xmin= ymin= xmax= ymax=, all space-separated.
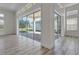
xmin=0 ymin=14 xmax=4 ymax=18
xmin=19 ymin=11 xmax=41 ymax=33
xmin=0 ymin=14 xmax=4 ymax=31
xmin=27 ymin=14 xmax=33 ymax=32
xmin=19 ymin=17 xmax=27 ymax=32
xmin=67 ymin=10 xmax=78 ymax=16
xmin=67 ymin=18 xmax=77 ymax=30
xmin=34 ymin=11 xmax=41 ymax=32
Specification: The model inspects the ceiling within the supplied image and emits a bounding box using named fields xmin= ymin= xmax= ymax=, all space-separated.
xmin=60 ymin=3 xmax=72 ymax=7
xmin=0 ymin=3 xmax=27 ymax=12
xmin=0 ymin=3 xmax=77 ymax=12
xmin=58 ymin=3 xmax=77 ymax=8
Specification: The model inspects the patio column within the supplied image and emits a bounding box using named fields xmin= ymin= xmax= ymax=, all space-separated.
xmin=41 ymin=4 xmax=55 ymax=49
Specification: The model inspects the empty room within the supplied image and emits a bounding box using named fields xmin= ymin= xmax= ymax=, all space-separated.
xmin=0 ymin=3 xmax=79 ymax=55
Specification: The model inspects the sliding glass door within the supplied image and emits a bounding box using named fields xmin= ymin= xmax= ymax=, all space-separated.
xmin=18 ymin=10 xmax=41 ymax=43
xmin=26 ymin=14 xmax=34 ymax=40
xmin=54 ymin=12 xmax=61 ymax=39
xmin=33 ymin=11 xmax=41 ymax=42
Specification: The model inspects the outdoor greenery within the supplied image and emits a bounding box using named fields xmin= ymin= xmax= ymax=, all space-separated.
xmin=19 ymin=28 xmax=33 ymax=32
xmin=19 ymin=18 xmax=33 ymax=32
xmin=19 ymin=17 xmax=41 ymax=32
xmin=19 ymin=18 xmax=29 ymax=28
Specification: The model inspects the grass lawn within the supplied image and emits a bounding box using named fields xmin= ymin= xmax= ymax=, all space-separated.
xmin=19 ymin=28 xmax=33 ymax=32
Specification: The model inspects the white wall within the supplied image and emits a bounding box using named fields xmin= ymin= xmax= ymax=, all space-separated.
xmin=0 ymin=8 xmax=16 ymax=35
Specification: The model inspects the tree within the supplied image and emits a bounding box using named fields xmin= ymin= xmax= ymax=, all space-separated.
xmin=19 ymin=18 xmax=30 ymax=28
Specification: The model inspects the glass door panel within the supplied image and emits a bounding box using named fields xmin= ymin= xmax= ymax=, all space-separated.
xmin=18 ymin=14 xmax=34 ymax=44
xmin=18 ymin=11 xmax=41 ymax=48
xmin=33 ymin=11 xmax=41 ymax=42
xmin=54 ymin=13 xmax=61 ymax=39
xmin=26 ymin=14 xmax=34 ymax=45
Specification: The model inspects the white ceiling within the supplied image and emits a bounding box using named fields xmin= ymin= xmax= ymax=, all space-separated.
xmin=0 ymin=3 xmax=27 ymax=12
xmin=58 ymin=3 xmax=77 ymax=8
xmin=0 ymin=3 xmax=77 ymax=12
xmin=60 ymin=3 xmax=72 ymax=7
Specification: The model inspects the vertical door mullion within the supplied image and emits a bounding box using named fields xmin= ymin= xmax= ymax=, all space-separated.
xmin=33 ymin=12 xmax=35 ymax=45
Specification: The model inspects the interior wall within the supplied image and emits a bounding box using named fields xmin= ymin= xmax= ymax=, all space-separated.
xmin=65 ymin=4 xmax=79 ymax=37
xmin=0 ymin=8 xmax=16 ymax=35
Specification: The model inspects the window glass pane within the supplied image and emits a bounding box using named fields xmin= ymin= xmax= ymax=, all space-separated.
xmin=67 ymin=18 xmax=77 ymax=30
xmin=54 ymin=13 xmax=61 ymax=34
xmin=27 ymin=14 xmax=33 ymax=32
xmin=19 ymin=17 xmax=27 ymax=32
xmin=67 ymin=10 xmax=78 ymax=16
xmin=34 ymin=11 xmax=41 ymax=32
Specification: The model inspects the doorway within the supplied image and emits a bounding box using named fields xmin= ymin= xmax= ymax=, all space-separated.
xmin=54 ymin=12 xmax=61 ymax=39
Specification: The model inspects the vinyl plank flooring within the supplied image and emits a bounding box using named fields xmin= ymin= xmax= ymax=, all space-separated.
xmin=0 ymin=35 xmax=79 ymax=55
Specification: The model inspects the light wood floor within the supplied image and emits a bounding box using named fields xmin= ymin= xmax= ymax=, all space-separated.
xmin=45 ymin=36 xmax=79 ymax=55
xmin=0 ymin=35 xmax=49 ymax=55
xmin=0 ymin=35 xmax=79 ymax=55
